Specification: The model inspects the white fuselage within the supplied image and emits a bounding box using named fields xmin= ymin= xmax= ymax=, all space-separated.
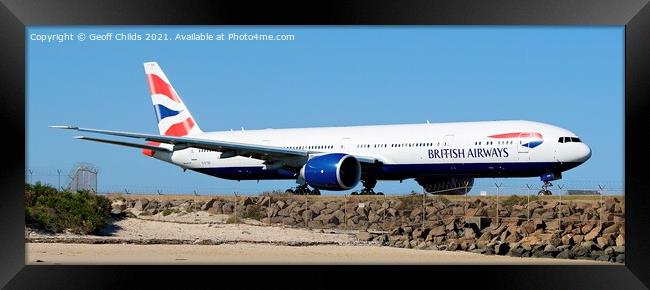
xmin=151 ymin=120 xmax=591 ymax=181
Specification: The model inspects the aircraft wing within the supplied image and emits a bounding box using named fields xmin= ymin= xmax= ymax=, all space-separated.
xmin=51 ymin=126 xmax=383 ymax=165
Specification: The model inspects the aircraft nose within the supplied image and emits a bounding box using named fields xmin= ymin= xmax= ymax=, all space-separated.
xmin=577 ymin=143 xmax=592 ymax=162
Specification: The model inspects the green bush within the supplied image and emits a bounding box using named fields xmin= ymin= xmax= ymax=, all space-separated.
xmin=241 ymin=204 xmax=264 ymax=220
xmin=25 ymin=182 xmax=111 ymax=234
xmin=226 ymin=214 xmax=240 ymax=224
xmin=501 ymin=195 xmax=538 ymax=207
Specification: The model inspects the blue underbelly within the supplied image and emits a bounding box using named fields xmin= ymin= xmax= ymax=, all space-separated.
xmin=191 ymin=161 xmax=581 ymax=181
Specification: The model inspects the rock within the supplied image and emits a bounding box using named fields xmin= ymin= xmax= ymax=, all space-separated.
xmin=201 ymin=199 xmax=217 ymax=211
xmin=357 ymin=231 xmax=373 ymax=241
xmin=239 ymin=196 xmax=253 ymax=206
xmin=595 ymin=255 xmax=610 ymax=262
xmin=277 ymin=207 xmax=291 ymax=217
xmin=281 ymin=217 xmax=296 ymax=225
xmin=616 ymin=234 xmax=625 ymax=247
xmin=331 ymin=209 xmax=344 ymax=222
xmin=505 ymin=232 xmax=521 ymax=243
xmin=464 ymin=229 xmax=476 ymax=239
xmin=302 ymin=209 xmax=314 ymax=222
xmin=520 ymin=236 xmax=540 ymax=246
xmin=581 ymin=222 xmax=595 ymax=235
xmin=495 ymin=243 xmax=510 ymax=255
xmin=561 ymin=234 xmax=573 ymax=246
xmin=412 ymin=227 xmax=429 ymax=239
xmin=452 ymin=207 xmax=464 ymax=216
xmin=134 ymin=199 xmax=148 ymax=211
xmin=545 ymin=220 xmax=560 ymax=231
xmin=326 ymin=215 xmax=340 ymax=225
xmin=207 ymin=203 xmax=223 ymax=214
xmin=429 ymin=225 xmax=446 ymax=236
xmin=615 ymin=254 xmax=625 ymax=263
xmin=602 ymin=224 xmax=619 ymax=235
xmin=612 ymin=246 xmax=625 ymax=253
xmin=580 ymin=241 xmax=597 ymax=250
xmin=556 ymin=249 xmax=575 ymax=259
xmin=110 ymin=208 xmax=122 ymax=215
xmin=257 ymin=196 xmax=270 ymax=206
xmin=584 ymin=225 xmax=601 ymax=241
xmin=326 ymin=202 xmax=340 ymax=211
xmin=309 ymin=201 xmax=326 ymax=213
xmin=222 ymin=203 xmax=234 ymax=214
xmin=356 ymin=206 xmax=368 ymax=217
xmin=596 ymin=236 xmax=613 ymax=249
xmin=572 ymin=235 xmax=584 ymax=244
xmin=544 ymin=244 xmax=559 ymax=253
xmin=308 ymin=220 xmax=323 ymax=228
xmin=478 ymin=232 xmax=492 ymax=242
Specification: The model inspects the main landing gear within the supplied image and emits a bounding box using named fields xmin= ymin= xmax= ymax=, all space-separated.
xmin=351 ymin=179 xmax=384 ymax=195
xmin=538 ymin=181 xmax=553 ymax=196
xmin=285 ymin=184 xmax=320 ymax=195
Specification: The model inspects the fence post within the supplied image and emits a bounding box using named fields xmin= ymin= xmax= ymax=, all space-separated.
xmin=526 ymin=184 xmax=531 ymax=222
xmin=234 ymin=192 xmax=239 ymax=225
xmin=421 ymin=190 xmax=426 ymax=229
xmin=495 ymin=183 xmax=502 ymax=224
xmin=557 ymin=184 xmax=564 ymax=226
xmin=598 ymin=185 xmax=605 ymax=227
xmin=383 ymin=194 xmax=386 ymax=231
xmin=267 ymin=192 xmax=271 ymax=226
xmin=344 ymin=194 xmax=347 ymax=230
xmin=57 ymin=169 xmax=62 ymax=190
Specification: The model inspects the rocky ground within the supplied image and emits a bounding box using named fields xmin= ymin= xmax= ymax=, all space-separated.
xmin=27 ymin=194 xmax=625 ymax=264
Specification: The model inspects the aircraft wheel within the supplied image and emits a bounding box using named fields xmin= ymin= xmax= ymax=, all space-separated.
xmin=311 ymin=189 xmax=321 ymax=195
xmin=286 ymin=189 xmax=294 ymax=194
xmin=377 ymin=192 xmax=384 ymax=195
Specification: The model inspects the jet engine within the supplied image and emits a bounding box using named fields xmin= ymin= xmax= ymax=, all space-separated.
xmin=415 ymin=177 xmax=474 ymax=195
xmin=302 ymin=153 xmax=361 ymax=190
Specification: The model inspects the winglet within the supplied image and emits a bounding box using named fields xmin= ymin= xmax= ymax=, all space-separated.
xmin=49 ymin=125 xmax=79 ymax=130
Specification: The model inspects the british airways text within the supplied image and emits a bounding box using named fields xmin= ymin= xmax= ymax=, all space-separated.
xmin=427 ymin=147 xmax=510 ymax=159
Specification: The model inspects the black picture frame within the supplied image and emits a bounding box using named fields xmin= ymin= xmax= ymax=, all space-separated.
xmin=1 ymin=0 xmax=648 ymax=288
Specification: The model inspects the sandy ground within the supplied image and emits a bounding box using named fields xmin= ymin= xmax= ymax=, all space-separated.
xmin=26 ymin=243 xmax=611 ymax=265
xmin=25 ymin=215 xmax=613 ymax=265
xmin=27 ymin=215 xmax=356 ymax=244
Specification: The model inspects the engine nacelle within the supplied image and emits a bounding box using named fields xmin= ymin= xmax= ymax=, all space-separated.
xmin=415 ymin=177 xmax=474 ymax=195
xmin=302 ymin=153 xmax=361 ymax=191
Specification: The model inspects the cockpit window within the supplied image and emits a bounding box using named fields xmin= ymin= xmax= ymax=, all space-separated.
xmin=559 ymin=137 xmax=582 ymax=143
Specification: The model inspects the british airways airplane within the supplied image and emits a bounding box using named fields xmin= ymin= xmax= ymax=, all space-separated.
xmin=52 ymin=62 xmax=592 ymax=196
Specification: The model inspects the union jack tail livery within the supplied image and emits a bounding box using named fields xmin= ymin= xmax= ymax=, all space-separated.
xmin=143 ymin=62 xmax=202 ymax=156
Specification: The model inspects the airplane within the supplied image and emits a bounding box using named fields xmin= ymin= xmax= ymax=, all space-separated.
xmin=51 ymin=62 xmax=592 ymax=196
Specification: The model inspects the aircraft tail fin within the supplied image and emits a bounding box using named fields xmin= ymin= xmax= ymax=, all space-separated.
xmin=143 ymin=62 xmax=202 ymax=156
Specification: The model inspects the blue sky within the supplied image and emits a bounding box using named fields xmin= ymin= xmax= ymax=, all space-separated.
xmin=27 ymin=26 xmax=624 ymax=195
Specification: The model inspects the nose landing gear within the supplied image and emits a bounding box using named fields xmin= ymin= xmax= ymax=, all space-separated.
xmin=538 ymin=181 xmax=553 ymax=195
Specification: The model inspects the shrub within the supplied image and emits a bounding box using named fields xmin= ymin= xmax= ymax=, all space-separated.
xmin=162 ymin=209 xmax=173 ymax=216
xmin=226 ymin=214 xmax=240 ymax=224
xmin=241 ymin=205 xmax=264 ymax=220
xmin=25 ymin=184 xmax=111 ymax=234
xmin=500 ymin=195 xmax=537 ymax=207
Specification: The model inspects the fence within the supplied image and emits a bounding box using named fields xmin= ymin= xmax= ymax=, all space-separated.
xmin=156 ymin=185 xmax=622 ymax=233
